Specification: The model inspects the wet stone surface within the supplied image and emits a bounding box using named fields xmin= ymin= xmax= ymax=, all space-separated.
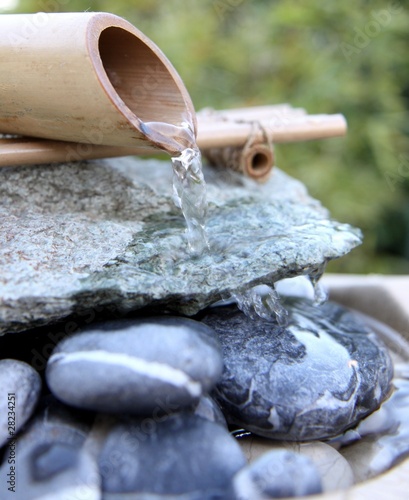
xmin=46 ymin=317 xmax=223 ymax=414
xmin=201 ymin=298 xmax=394 ymax=441
xmin=0 ymin=157 xmax=361 ymax=334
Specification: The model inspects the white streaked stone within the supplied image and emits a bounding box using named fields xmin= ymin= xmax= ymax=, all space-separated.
xmin=46 ymin=317 xmax=223 ymax=415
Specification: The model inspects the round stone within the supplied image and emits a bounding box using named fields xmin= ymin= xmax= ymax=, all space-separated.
xmin=98 ymin=413 xmax=246 ymax=498
xmin=201 ymin=299 xmax=393 ymax=441
xmin=0 ymin=395 xmax=99 ymax=499
xmin=46 ymin=317 xmax=223 ymax=414
xmin=238 ymin=435 xmax=354 ymax=493
xmin=232 ymin=449 xmax=322 ymax=499
xmin=0 ymin=359 xmax=41 ymax=449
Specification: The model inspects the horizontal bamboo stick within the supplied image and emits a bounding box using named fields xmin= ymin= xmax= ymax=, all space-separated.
xmin=0 ymin=111 xmax=346 ymax=168
xmin=0 ymin=138 xmax=150 ymax=167
xmin=197 ymin=113 xmax=347 ymax=149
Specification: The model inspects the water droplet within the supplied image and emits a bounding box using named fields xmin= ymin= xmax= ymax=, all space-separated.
xmin=308 ymin=263 xmax=328 ymax=305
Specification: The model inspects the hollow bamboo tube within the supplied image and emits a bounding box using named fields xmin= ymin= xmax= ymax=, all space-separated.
xmin=202 ymin=142 xmax=274 ymax=182
xmin=0 ymin=12 xmax=196 ymax=154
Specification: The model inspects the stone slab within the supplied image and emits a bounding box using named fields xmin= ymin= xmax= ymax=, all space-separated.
xmin=0 ymin=158 xmax=361 ymax=334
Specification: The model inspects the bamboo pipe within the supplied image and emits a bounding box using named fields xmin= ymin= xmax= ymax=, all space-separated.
xmin=0 ymin=111 xmax=347 ymax=168
xmin=197 ymin=113 xmax=347 ymax=149
xmin=202 ymin=142 xmax=274 ymax=182
xmin=0 ymin=137 xmax=149 ymax=166
xmin=0 ymin=12 xmax=196 ymax=154
xmin=199 ymin=113 xmax=346 ymax=181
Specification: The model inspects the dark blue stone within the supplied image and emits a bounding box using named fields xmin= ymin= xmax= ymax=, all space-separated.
xmin=201 ymin=299 xmax=393 ymax=440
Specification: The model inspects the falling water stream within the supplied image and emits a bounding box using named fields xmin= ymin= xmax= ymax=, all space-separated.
xmin=171 ymin=148 xmax=209 ymax=255
xmin=141 ymin=118 xmax=209 ymax=256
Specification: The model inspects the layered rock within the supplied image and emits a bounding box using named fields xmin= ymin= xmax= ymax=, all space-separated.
xmin=0 ymin=158 xmax=361 ymax=334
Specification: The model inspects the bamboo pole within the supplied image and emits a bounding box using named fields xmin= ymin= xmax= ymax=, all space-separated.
xmin=197 ymin=113 xmax=347 ymax=149
xmin=0 ymin=12 xmax=196 ymax=154
xmin=0 ymin=137 xmax=149 ymax=167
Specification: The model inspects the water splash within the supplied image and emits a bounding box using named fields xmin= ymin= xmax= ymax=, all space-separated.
xmin=231 ymin=284 xmax=289 ymax=326
xmin=171 ymin=147 xmax=209 ymax=255
xmin=307 ymin=263 xmax=328 ymax=305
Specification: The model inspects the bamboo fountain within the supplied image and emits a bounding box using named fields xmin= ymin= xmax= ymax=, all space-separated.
xmin=0 ymin=11 xmax=408 ymax=500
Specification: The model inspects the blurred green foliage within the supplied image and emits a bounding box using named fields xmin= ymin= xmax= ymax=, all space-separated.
xmin=5 ymin=0 xmax=409 ymax=274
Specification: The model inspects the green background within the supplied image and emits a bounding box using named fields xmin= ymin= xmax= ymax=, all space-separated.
xmin=4 ymin=0 xmax=409 ymax=274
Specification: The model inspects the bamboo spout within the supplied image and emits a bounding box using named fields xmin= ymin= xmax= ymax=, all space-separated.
xmin=0 ymin=12 xmax=196 ymax=154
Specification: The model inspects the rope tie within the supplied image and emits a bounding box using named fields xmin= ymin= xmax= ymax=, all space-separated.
xmin=199 ymin=108 xmax=274 ymax=182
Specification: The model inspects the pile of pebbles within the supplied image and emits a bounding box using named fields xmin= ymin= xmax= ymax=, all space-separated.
xmin=1 ymin=290 xmax=404 ymax=499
